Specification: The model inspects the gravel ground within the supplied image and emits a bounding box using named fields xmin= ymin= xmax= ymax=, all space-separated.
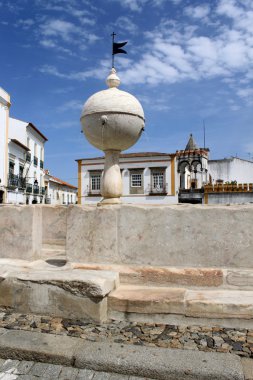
xmin=0 ymin=310 xmax=252 ymax=358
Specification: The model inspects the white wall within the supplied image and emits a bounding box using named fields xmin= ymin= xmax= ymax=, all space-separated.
xmin=209 ymin=158 xmax=253 ymax=184
xmin=45 ymin=178 xmax=77 ymax=205
xmin=0 ymin=88 xmax=10 ymax=199
xmin=80 ymin=156 xmax=178 ymax=204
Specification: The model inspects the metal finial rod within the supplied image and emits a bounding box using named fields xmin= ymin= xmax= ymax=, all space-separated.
xmin=111 ymin=32 xmax=116 ymax=68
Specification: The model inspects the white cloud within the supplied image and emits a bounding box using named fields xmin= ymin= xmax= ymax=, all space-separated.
xmin=184 ymin=4 xmax=210 ymax=19
xmin=56 ymin=100 xmax=82 ymax=112
xmin=114 ymin=16 xmax=138 ymax=35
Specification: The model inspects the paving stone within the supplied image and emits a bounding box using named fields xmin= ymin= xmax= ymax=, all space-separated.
xmin=0 ymin=359 xmax=6 ymax=371
xmin=29 ymin=362 xmax=49 ymax=377
xmin=13 ymin=360 xmax=34 ymax=375
xmin=1 ymin=359 xmax=20 ymax=374
xmin=92 ymin=372 xmax=111 ymax=380
xmin=0 ymin=374 xmax=19 ymax=380
xmin=42 ymin=363 xmax=62 ymax=378
xmin=18 ymin=376 xmax=40 ymax=380
xmin=109 ymin=374 xmax=130 ymax=379
xmin=76 ymin=368 xmax=95 ymax=380
xmin=58 ymin=366 xmax=79 ymax=380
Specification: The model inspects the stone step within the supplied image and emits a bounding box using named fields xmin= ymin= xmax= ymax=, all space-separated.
xmin=0 ymin=261 xmax=119 ymax=323
xmin=108 ymin=285 xmax=253 ymax=321
xmin=72 ymin=263 xmax=253 ymax=290
xmin=71 ymin=263 xmax=224 ymax=288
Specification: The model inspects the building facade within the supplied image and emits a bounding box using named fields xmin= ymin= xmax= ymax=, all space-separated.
xmin=44 ymin=170 xmax=77 ymax=205
xmin=77 ymin=153 xmax=177 ymax=205
xmin=77 ymin=134 xmax=253 ymax=205
xmin=0 ymin=88 xmax=10 ymax=204
xmin=7 ymin=118 xmax=48 ymax=204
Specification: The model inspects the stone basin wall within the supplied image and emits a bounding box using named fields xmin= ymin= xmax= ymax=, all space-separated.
xmin=1 ymin=204 xmax=253 ymax=268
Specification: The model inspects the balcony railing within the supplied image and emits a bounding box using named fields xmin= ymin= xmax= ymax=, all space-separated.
xmin=26 ymin=152 xmax=31 ymax=162
xmin=149 ymin=183 xmax=168 ymax=195
xmin=26 ymin=184 xmax=33 ymax=193
xmin=40 ymin=160 xmax=44 ymax=169
xmin=33 ymin=156 xmax=38 ymax=166
xmin=8 ymin=174 xmax=26 ymax=189
xmin=8 ymin=174 xmax=19 ymax=188
xmin=25 ymin=184 xmax=45 ymax=195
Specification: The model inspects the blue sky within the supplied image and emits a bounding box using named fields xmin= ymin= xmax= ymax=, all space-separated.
xmin=1 ymin=0 xmax=253 ymax=186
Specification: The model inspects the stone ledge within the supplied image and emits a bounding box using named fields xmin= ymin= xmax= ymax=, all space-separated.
xmin=72 ymin=263 xmax=224 ymax=287
xmin=0 ymin=262 xmax=119 ymax=323
xmin=109 ymin=285 xmax=253 ymax=320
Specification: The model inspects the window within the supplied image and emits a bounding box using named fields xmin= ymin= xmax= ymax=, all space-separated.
xmin=152 ymin=171 xmax=164 ymax=190
xmin=9 ymin=161 xmax=14 ymax=175
xmin=91 ymin=174 xmax=101 ymax=191
xmin=131 ymin=174 xmax=142 ymax=187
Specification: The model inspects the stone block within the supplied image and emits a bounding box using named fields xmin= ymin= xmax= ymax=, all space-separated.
xmin=0 ymin=205 xmax=42 ymax=261
xmin=226 ymin=270 xmax=253 ymax=288
xmin=185 ymin=290 xmax=253 ymax=319
xmin=0 ymin=268 xmax=119 ymax=322
xmin=66 ymin=205 xmax=119 ymax=263
xmin=41 ymin=205 xmax=67 ymax=245
xmin=67 ymin=204 xmax=253 ymax=268
xmin=72 ymin=263 xmax=223 ymax=287
xmin=108 ymin=285 xmax=185 ymax=314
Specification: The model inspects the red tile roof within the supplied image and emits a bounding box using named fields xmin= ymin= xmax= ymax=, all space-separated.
xmin=45 ymin=171 xmax=77 ymax=189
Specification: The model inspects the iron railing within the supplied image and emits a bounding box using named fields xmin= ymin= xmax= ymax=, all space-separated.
xmin=149 ymin=183 xmax=168 ymax=195
xmin=8 ymin=174 xmax=26 ymax=189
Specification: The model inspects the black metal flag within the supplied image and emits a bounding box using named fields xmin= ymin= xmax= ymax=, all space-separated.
xmin=111 ymin=32 xmax=128 ymax=68
xmin=113 ymin=41 xmax=127 ymax=55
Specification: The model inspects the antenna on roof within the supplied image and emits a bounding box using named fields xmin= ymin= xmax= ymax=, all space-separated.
xmin=203 ymin=120 xmax=206 ymax=149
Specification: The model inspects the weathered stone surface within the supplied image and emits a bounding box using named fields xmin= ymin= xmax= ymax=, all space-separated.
xmin=66 ymin=205 xmax=119 ymax=263
xmin=186 ymin=290 xmax=253 ymax=319
xmin=108 ymin=285 xmax=185 ymax=314
xmin=0 ymin=205 xmax=42 ymax=261
xmin=227 ymin=270 xmax=253 ymax=288
xmin=66 ymin=204 xmax=253 ymax=268
xmin=0 ymin=267 xmax=119 ymax=322
xmin=241 ymin=358 xmax=253 ymax=380
xmin=72 ymin=263 xmax=223 ymax=287
xmin=42 ymin=205 xmax=67 ymax=246
xmin=1 ymin=204 xmax=253 ymax=268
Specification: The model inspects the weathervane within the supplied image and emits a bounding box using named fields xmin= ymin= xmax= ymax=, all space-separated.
xmin=111 ymin=32 xmax=127 ymax=68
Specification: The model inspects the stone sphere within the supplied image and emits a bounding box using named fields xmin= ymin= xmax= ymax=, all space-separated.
xmin=80 ymin=69 xmax=145 ymax=151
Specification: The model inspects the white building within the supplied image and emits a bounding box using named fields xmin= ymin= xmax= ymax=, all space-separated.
xmin=77 ymin=134 xmax=253 ymax=205
xmin=209 ymin=157 xmax=253 ymax=184
xmin=0 ymin=86 xmax=48 ymax=204
xmin=44 ymin=170 xmax=77 ymax=205
xmin=7 ymin=118 xmax=48 ymax=204
xmin=77 ymin=152 xmax=177 ymax=204
xmin=0 ymin=88 xmax=10 ymax=204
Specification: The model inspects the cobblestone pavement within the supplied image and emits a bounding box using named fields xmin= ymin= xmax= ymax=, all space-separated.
xmin=0 ymin=358 xmax=152 ymax=379
xmin=0 ymin=310 xmax=252 ymax=358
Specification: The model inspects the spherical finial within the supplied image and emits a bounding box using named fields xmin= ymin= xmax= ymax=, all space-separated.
xmin=106 ymin=68 xmax=120 ymax=88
